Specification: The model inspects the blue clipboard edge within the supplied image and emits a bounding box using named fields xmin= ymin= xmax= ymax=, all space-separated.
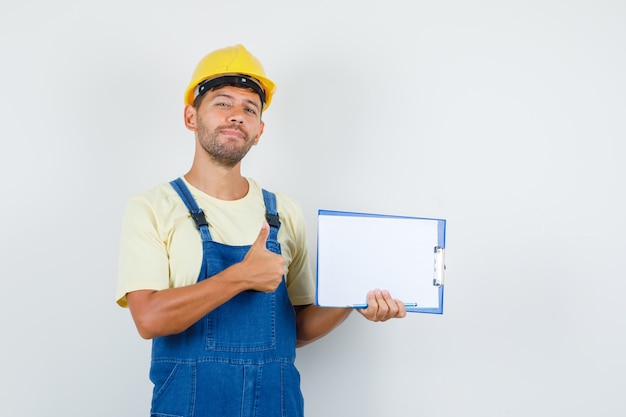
xmin=315 ymin=209 xmax=447 ymax=314
xmin=405 ymin=286 xmax=444 ymax=314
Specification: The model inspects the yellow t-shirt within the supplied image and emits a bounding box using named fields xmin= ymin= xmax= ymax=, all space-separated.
xmin=116 ymin=177 xmax=315 ymax=308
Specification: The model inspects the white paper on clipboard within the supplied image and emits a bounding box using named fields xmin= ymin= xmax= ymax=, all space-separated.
xmin=315 ymin=210 xmax=446 ymax=314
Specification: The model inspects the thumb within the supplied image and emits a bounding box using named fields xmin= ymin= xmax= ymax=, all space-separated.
xmin=252 ymin=221 xmax=270 ymax=248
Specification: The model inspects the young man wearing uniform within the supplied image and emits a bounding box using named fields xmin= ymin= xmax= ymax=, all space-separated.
xmin=116 ymin=44 xmax=406 ymax=416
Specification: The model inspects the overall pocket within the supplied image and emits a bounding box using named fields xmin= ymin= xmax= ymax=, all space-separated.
xmin=149 ymin=361 xmax=195 ymax=417
xmin=206 ymin=289 xmax=276 ymax=352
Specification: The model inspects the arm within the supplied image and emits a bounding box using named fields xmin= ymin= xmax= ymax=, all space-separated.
xmin=295 ymin=305 xmax=352 ymax=348
xmin=294 ymin=289 xmax=407 ymax=347
xmin=127 ymin=222 xmax=283 ymax=339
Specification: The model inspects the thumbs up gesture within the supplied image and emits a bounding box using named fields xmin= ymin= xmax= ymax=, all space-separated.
xmin=239 ymin=221 xmax=285 ymax=293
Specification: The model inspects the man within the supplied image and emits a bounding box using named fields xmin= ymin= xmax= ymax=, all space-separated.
xmin=116 ymin=44 xmax=406 ymax=416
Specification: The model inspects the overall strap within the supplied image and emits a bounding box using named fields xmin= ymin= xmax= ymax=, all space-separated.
xmin=262 ymin=189 xmax=281 ymax=243
xmin=169 ymin=178 xmax=213 ymax=242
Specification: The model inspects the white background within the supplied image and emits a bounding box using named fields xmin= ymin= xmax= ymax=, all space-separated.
xmin=1 ymin=1 xmax=625 ymax=416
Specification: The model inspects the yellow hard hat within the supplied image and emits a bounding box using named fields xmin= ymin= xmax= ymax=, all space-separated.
xmin=184 ymin=44 xmax=276 ymax=111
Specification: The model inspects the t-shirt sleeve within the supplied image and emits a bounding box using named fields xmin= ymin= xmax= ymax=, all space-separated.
xmin=116 ymin=196 xmax=171 ymax=307
xmin=279 ymin=195 xmax=316 ymax=306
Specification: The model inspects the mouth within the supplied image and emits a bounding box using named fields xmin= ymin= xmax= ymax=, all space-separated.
xmin=219 ymin=127 xmax=246 ymax=140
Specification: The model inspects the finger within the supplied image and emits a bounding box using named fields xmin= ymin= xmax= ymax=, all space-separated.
xmin=379 ymin=290 xmax=399 ymax=320
xmin=252 ymin=221 xmax=269 ymax=248
xmin=382 ymin=291 xmax=407 ymax=319
xmin=361 ymin=289 xmax=386 ymax=322
xmin=366 ymin=289 xmax=379 ymax=313
xmin=381 ymin=291 xmax=408 ymax=319
xmin=395 ymin=299 xmax=407 ymax=318
xmin=373 ymin=289 xmax=391 ymax=321
xmin=355 ymin=290 xmax=375 ymax=319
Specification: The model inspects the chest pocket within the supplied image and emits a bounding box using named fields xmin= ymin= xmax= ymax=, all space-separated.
xmin=206 ymin=289 xmax=277 ymax=352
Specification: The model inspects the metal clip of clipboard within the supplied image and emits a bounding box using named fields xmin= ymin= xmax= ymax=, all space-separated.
xmin=433 ymin=246 xmax=446 ymax=286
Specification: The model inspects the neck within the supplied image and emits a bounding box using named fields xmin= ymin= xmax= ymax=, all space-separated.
xmin=184 ymin=159 xmax=249 ymax=201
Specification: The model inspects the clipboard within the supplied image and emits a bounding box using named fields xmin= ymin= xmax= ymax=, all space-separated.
xmin=315 ymin=209 xmax=446 ymax=314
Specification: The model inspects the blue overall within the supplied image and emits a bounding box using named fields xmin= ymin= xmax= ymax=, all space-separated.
xmin=149 ymin=178 xmax=303 ymax=417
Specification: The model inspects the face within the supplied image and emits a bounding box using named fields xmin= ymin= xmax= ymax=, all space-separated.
xmin=187 ymin=85 xmax=264 ymax=168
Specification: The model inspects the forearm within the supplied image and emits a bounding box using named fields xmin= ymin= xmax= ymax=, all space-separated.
xmin=127 ymin=264 xmax=248 ymax=339
xmin=295 ymin=305 xmax=353 ymax=348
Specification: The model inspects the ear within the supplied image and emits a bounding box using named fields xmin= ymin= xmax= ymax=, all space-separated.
xmin=253 ymin=121 xmax=265 ymax=145
xmin=183 ymin=105 xmax=197 ymax=131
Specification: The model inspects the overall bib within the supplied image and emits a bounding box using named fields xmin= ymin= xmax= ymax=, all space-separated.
xmin=149 ymin=178 xmax=303 ymax=417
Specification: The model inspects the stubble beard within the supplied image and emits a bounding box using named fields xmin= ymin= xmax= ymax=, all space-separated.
xmin=197 ymin=122 xmax=255 ymax=168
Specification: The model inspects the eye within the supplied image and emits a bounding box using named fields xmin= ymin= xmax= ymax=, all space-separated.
xmin=245 ymin=107 xmax=258 ymax=116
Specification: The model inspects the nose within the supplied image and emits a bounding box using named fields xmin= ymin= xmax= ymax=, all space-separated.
xmin=228 ymin=105 xmax=246 ymax=124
